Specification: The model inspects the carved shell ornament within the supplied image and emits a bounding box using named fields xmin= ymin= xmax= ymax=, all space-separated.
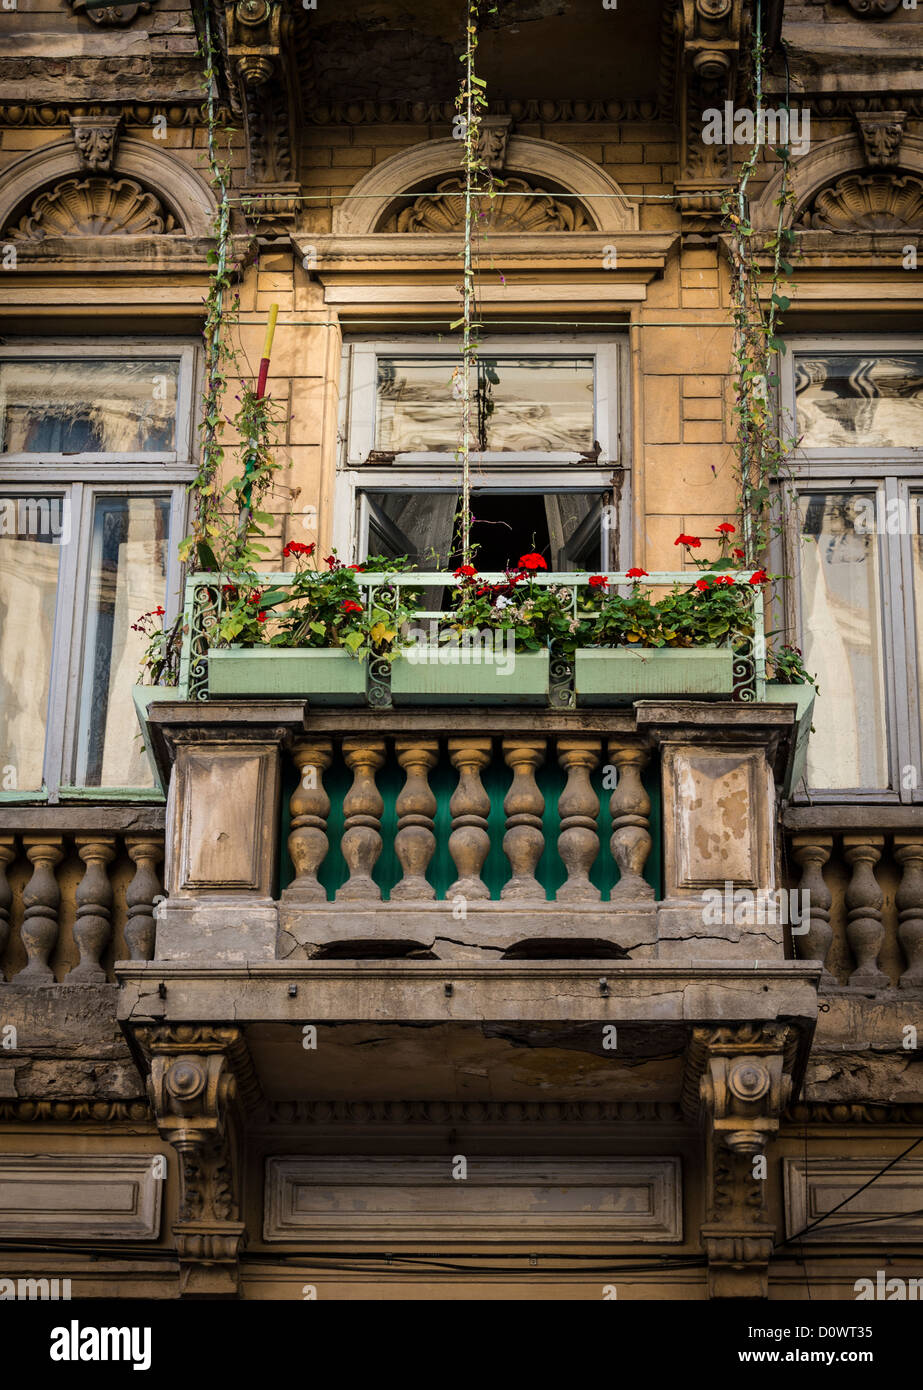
xmin=799 ymin=172 xmax=923 ymax=231
xmin=66 ymin=0 xmax=156 ymax=25
xmin=11 ymin=176 xmax=177 ymax=238
xmin=392 ymin=176 xmax=591 ymax=234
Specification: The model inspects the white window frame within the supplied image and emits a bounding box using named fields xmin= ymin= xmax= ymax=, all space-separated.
xmin=0 ymin=338 xmax=199 ymax=802
xmin=334 ymin=333 xmax=630 ymax=567
xmin=779 ymin=334 xmax=923 ymax=804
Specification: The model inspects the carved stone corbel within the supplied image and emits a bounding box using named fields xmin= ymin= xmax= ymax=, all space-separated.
xmin=855 ymin=110 xmax=906 ymax=168
xmin=684 ymin=1023 xmax=796 ymax=1298
xmin=479 ymin=116 xmax=512 ymax=173
xmin=677 ymin=0 xmax=746 ymax=236
xmin=138 ymin=1025 xmax=260 ymax=1296
xmin=69 ymin=114 xmax=122 ymax=173
xmin=224 ymin=0 xmax=301 ymax=210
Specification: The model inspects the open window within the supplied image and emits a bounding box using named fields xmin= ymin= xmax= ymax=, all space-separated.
xmin=335 ymin=335 xmax=628 ymax=572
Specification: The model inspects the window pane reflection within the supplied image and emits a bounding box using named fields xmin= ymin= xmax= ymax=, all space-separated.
xmin=0 ymin=359 xmax=179 ymax=453
xmin=0 ymin=497 xmax=63 ymax=791
xmin=375 ymin=357 xmax=595 ymax=453
xmin=913 ymin=496 xmax=923 ymax=760
xmin=794 ymin=353 xmax=923 ymax=448
xmin=799 ymin=493 xmax=889 ymax=789
xmin=74 ymin=496 xmax=170 ymax=787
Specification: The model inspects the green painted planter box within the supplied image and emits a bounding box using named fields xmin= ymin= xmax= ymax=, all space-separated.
xmin=391 ymin=647 xmax=549 ymax=705
xmin=132 ymin=685 xmax=179 ymax=794
xmin=763 ymin=682 xmax=816 ymax=797
xmin=207 ymin=648 xmax=367 ymax=705
xmin=574 ymin=646 xmax=734 ymax=704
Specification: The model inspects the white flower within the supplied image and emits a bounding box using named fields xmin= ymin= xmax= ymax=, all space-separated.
xmin=495 ymin=595 xmax=511 ymax=610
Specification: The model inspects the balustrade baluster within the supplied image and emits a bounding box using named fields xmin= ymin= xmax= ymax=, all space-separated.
xmin=392 ymin=739 xmax=439 ymax=900
xmin=501 ymin=738 xmax=546 ymax=900
xmin=607 ymin=740 xmax=653 ymax=900
xmin=895 ymin=834 xmax=923 ymax=989
xmin=556 ymin=738 xmax=601 ymax=901
xmin=0 ymin=836 xmax=14 ymax=981
xmin=844 ymin=834 xmax=889 ymax=989
xmin=125 ymin=836 xmax=165 ymax=963
xmin=285 ymin=740 xmax=333 ymax=903
xmin=336 ymin=738 xmax=386 ymax=901
xmin=20 ymin=834 xmax=64 ymax=984
xmin=791 ymin=834 xmax=835 ymax=986
xmin=447 ymin=737 xmax=492 ymax=901
xmin=72 ymin=836 xmax=116 ymax=982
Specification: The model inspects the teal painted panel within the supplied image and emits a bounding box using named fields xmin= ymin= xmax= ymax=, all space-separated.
xmin=279 ymin=743 xmax=663 ymax=901
xmin=575 ymin=647 xmax=734 ymax=703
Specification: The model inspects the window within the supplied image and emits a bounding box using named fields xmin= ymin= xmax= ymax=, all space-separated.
xmin=780 ymin=338 xmax=923 ymax=802
xmin=335 ymin=336 xmax=627 ymax=573
xmin=0 ymin=342 xmax=196 ymax=800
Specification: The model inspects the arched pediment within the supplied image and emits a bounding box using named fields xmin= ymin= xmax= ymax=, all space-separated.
xmin=0 ymin=138 xmax=216 ymax=239
xmin=332 ymin=134 xmax=639 ymax=235
xmin=751 ymin=132 xmax=923 ymax=232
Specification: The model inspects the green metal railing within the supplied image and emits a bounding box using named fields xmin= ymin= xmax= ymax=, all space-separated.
xmin=178 ymin=569 xmax=767 ymax=707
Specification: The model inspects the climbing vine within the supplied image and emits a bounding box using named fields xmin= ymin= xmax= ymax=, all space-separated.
xmin=724 ymin=5 xmax=798 ymax=566
xmin=180 ymin=0 xmax=283 ymax=578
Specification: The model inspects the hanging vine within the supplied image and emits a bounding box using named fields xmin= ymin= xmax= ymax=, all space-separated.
xmin=724 ymin=3 xmax=798 ymax=566
xmin=451 ymin=0 xmax=497 ymax=566
xmin=180 ymin=0 xmax=283 ymax=578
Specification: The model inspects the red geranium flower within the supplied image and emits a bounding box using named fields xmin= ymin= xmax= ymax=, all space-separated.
xmin=454 ymin=564 xmax=477 ymax=578
xmin=518 ymin=552 xmax=547 ymax=571
xmin=256 ymin=610 xmax=267 ymax=622
xmin=154 ymin=605 xmax=165 ymax=616
xmin=588 ymin=574 xmax=608 ymax=588
xmin=675 ymin=534 xmax=702 ymax=548
xmin=715 ymin=575 xmax=734 ymax=586
xmin=340 ymin=599 xmax=363 ymax=614
xmin=247 ymin=592 xmax=263 ymax=605
xmin=695 ymin=578 xmax=711 ymax=592
xmin=625 ymin=567 xmax=648 ymax=579
xmin=716 ymin=523 xmax=736 ymax=535
xmin=748 ymin=569 xmax=768 ymax=585
xmin=733 ymin=548 xmax=745 ymax=559
xmin=283 ymin=541 xmax=315 ymax=558
xmin=324 ymin=554 xmax=338 ymax=570
xmin=349 ymin=564 xmax=365 ymax=572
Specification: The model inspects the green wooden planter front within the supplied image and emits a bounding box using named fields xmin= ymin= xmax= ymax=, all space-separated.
xmin=391 ymin=648 xmax=549 ymax=705
xmin=574 ymin=646 xmax=734 ymax=704
xmin=132 ymin=685 xmax=179 ymax=794
xmin=207 ymin=648 xmax=367 ymax=704
xmin=763 ymin=682 xmax=816 ymax=797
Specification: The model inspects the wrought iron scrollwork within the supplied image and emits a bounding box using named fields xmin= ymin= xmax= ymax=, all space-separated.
xmin=188 ymin=583 xmax=222 ymax=702
xmin=549 ymin=645 xmax=576 ymax=710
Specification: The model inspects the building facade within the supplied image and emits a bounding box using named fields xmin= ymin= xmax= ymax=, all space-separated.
xmin=0 ymin=0 xmax=922 ymax=1300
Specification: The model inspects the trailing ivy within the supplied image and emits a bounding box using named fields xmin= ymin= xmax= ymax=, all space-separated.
xmin=723 ymin=3 xmax=798 ymax=566
xmin=181 ymin=0 xmax=283 ymax=578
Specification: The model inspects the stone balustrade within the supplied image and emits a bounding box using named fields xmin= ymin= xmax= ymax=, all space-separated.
xmin=787 ymin=820 xmax=923 ymax=991
xmin=0 ymin=826 xmax=165 ymax=985
xmin=145 ymin=698 xmax=809 ymax=966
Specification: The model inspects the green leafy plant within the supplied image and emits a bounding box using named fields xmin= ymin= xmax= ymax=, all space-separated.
xmin=767 ymin=641 xmax=818 ymax=690
xmin=133 ymin=606 xmax=183 ymax=687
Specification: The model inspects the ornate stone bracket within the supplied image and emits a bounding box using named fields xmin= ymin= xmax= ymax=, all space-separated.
xmin=855 ymin=109 xmax=906 ymax=167
xmin=678 ymin=0 xmax=746 ymax=236
xmin=66 ymin=0 xmax=156 ymax=24
xmin=69 ymin=113 xmax=122 ymax=173
xmin=223 ymin=0 xmax=301 ymax=210
xmin=137 ymin=1025 xmax=260 ymax=1296
xmin=684 ymin=1023 xmax=798 ymax=1298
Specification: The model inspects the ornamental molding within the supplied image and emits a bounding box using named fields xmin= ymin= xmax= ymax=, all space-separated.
xmin=855 ymin=109 xmax=906 ymax=167
xmin=304 ymin=97 xmax=664 ymax=126
xmin=134 ymin=1025 xmax=262 ymax=1296
xmin=65 ymin=0 xmax=158 ymax=24
xmin=798 ymin=172 xmax=923 ymax=231
xmin=69 ymin=112 xmax=122 ymax=172
xmin=264 ymin=1099 xmax=685 ymax=1126
xmin=677 ymin=0 xmax=748 ymax=234
xmin=384 ymin=175 xmax=592 ymax=235
xmin=13 ymin=176 xmax=175 ymax=238
xmin=0 ymin=136 xmax=216 ymax=239
xmin=333 ymin=134 xmax=638 ymax=236
xmin=751 ymin=131 xmax=923 ymax=232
